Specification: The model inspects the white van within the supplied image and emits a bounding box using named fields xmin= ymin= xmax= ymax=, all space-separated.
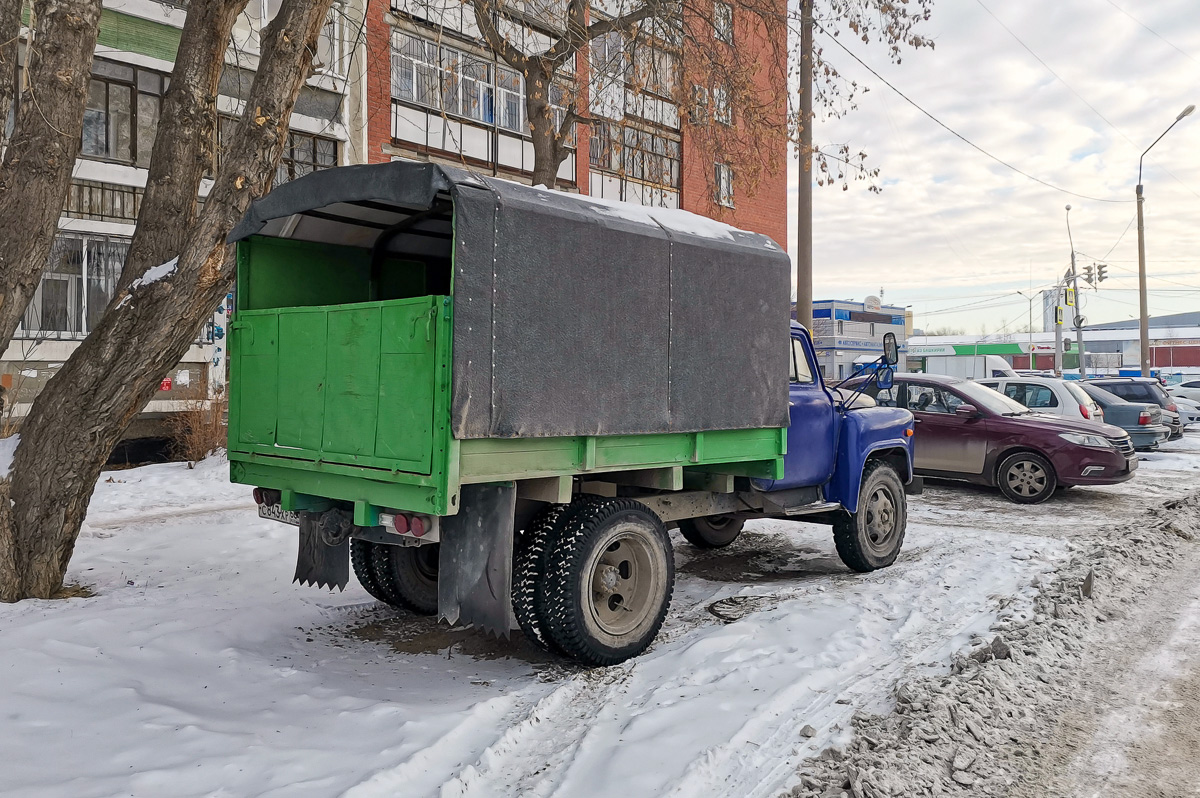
xmin=977 ymin=375 xmax=1103 ymax=423
xmin=923 ymin=354 xmax=1018 ymax=380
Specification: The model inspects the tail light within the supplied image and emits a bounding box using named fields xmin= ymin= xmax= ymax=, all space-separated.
xmin=252 ymin=487 xmax=265 ymax=505
xmin=1079 ymin=404 xmax=1090 ymax=419
xmin=386 ymin=512 xmax=431 ymax=537
xmin=1139 ymin=410 xmax=1152 ymax=425
xmin=1168 ymin=403 xmax=1178 ymax=412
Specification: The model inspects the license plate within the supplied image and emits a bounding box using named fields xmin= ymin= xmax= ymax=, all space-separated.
xmin=259 ymin=503 xmax=301 ymax=526
xmin=1126 ymin=456 xmax=1139 ymax=472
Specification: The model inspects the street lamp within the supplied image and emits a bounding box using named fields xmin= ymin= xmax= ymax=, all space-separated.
xmin=1136 ymin=104 xmax=1195 ymax=376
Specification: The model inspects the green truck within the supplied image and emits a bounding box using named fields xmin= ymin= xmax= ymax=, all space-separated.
xmin=229 ymin=162 xmax=915 ymax=665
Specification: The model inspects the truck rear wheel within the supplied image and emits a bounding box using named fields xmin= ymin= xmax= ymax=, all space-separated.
xmin=833 ymin=461 xmax=906 ymax=573
xmin=369 ymin=543 xmax=440 ymax=615
xmin=541 ymin=499 xmax=674 ymax=666
xmin=512 ymin=503 xmax=570 ymax=652
xmin=677 ymin=515 xmax=744 ymax=549
xmin=351 ymin=539 xmax=392 ymax=604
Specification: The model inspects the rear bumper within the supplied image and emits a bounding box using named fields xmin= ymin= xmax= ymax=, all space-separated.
xmin=1129 ymin=426 xmax=1170 ymax=450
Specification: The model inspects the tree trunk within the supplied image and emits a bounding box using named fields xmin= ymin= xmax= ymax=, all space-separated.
xmin=0 ymin=0 xmax=24 ymax=153
xmin=0 ymin=0 xmax=332 ymax=602
xmin=0 ymin=0 xmax=103 ymax=353
xmin=116 ymin=0 xmax=250 ymax=292
xmin=526 ymin=61 xmax=568 ymax=189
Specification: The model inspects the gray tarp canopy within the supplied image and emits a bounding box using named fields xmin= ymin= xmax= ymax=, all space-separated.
xmin=231 ymin=161 xmax=791 ymax=439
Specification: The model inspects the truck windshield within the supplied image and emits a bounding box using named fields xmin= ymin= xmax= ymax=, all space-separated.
xmin=954 ymin=380 xmax=1031 ymax=415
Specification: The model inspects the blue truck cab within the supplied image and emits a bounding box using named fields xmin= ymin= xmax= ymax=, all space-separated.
xmin=677 ymin=322 xmax=917 ymax=575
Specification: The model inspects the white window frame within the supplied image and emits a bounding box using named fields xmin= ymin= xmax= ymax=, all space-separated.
xmin=712 ymin=84 xmax=731 ymax=125
xmin=715 ymin=161 xmax=734 ymax=207
xmin=714 ymin=2 xmax=733 ymax=44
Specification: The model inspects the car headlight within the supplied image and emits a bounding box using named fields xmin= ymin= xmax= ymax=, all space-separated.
xmin=1059 ymin=432 xmax=1114 ymax=448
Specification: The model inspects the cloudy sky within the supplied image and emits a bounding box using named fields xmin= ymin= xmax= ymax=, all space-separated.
xmin=786 ymin=0 xmax=1200 ymax=335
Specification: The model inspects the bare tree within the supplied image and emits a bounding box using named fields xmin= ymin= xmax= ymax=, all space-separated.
xmin=416 ymin=0 xmax=789 ymax=195
xmin=0 ymin=0 xmax=22 ymax=152
xmin=0 ymin=0 xmax=104 ymax=353
xmin=793 ymin=0 xmax=935 ymax=191
xmin=0 ymin=0 xmax=334 ymax=601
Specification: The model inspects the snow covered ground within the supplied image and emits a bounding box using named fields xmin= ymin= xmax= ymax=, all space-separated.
xmin=3 ymin=437 xmax=1199 ymax=798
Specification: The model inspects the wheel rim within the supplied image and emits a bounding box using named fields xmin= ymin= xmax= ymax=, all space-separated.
xmin=706 ymin=515 xmax=736 ymax=531
xmin=863 ymin=486 xmax=898 ymax=553
xmin=1006 ymin=460 xmax=1047 ymax=497
xmin=584 ymin=525 xmax=661 ymax=638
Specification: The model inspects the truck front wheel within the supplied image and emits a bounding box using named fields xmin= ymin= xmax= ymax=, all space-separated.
xmin=541 ymin=499 xmax=674 ymax=666
xmin=677 ymin=515 xmax=745 ymax=549
xmin=833 ymin=462 xmax=907 ymax=573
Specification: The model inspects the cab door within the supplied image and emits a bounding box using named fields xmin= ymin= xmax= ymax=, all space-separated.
xmin=906 ymin=382 xmax=987 ymax=474
xmin=773 ymin=335 xmax=837 ymax=489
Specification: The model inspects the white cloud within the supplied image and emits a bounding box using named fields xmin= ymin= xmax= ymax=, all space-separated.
xmin=787 ymin=0 xmax=1200 ymax=333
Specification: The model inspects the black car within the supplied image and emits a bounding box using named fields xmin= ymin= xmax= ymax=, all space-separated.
xmin=1087 ymin=377 xmax=1183 ymax=440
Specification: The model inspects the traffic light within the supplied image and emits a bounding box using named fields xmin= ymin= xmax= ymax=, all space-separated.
xmin=1097 ymin=263 xmax=1108 ymax=282
xmin=1065 ymin=287 xmax=1076 ymax=306
xmin=1083 ymin=264 xmax=1095 ymax=284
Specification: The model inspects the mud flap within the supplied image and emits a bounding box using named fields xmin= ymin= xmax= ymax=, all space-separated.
xmin=438 ymin=483 xmax=517 ymax=636
xmin=294 ymin=511 xmax=350 ymax=590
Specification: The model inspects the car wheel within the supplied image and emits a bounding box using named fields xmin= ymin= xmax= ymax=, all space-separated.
xmin=996 ymin=451 xmax=1057 ymax=504
xmin=833 ymin=461 xmax=907 ymax=572
xmin=677 ymin=514 xmax=745 ymax=549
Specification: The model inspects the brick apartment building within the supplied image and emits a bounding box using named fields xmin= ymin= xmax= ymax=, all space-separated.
xmin=361 ymin=0 xmax=788 ymax=246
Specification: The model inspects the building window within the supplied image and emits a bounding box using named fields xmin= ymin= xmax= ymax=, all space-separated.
xmin=712 ymin=85 xmax=731 ymax=125
xmin=80 ymin=58 xmax=167 ymax=168
xmin=714 ymin=2 xmax=733 ymax=44
xmin=630 ymin=42 xmax=678 ymax=99
xmin=217 ymin=116 xmax=338 ymax=186
xmin=392 ymin=30 xmax=571 ymax=138
xmin=715 ymin=161 xmax=734 ymax=206
xmin=315 ymin=4 xmax=348 ymax=78
xmin=277 ymin=130 xmax=339 ymax=185
xmin=689 ymin=85 xmax=709 ymax=124
xmin=63 ymin=180 xmax=144 ymax=224
xmin=20 ymin=233 xmax=128 ymax=338
xmin=837 ymin=320 xmax=844 ymax=335
xmin=591 ymin=122 xmax=680 ymax=189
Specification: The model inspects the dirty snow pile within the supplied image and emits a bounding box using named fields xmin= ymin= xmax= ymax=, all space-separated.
xmin=785 ymin=492 xmax=1200 ymax=798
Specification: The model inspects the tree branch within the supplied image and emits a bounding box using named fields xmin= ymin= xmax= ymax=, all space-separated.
xmin=468 ymin=0 xmax=530 ymax=71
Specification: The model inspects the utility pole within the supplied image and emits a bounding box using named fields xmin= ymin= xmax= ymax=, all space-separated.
xmin=1065 ymin=205 xmax=1086 ymax=377
xmin=1053 ymin=279 xmax=1063 ymax=376
xmin=1136 ymin=181 xmax=1150 ymax=376
xmin=795 ymin=0 xmax=813 ymax=330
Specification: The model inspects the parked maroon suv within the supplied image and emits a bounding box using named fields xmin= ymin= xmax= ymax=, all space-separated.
xmin=847 ymin=373 xmax=1137 ymax=503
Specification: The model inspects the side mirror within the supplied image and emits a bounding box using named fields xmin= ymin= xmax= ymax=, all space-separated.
xmin=882 ymin=332 xmax=899 ymax=366
xmin=955 ymin=403 xmax=979 ymax=417
xmin=877 ymin=368 xmax=894 ymax=390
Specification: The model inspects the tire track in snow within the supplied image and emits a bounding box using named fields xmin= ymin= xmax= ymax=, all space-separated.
xmin=437 ymin=669 xmax=629 ymax=798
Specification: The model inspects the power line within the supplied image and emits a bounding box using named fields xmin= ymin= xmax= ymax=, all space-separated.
xmin=974 ymin=0 xmax=1129 ymax=144
xmin=1100 ymin=0 xmax=1199 ymax=65
xmin=974 ymin=0 xmax=1200 ymax=201
xmin=815 ymin=22 xmax=1135 ymax=204
xmin=1100 ymin=215 xmax=1136 ymax=260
